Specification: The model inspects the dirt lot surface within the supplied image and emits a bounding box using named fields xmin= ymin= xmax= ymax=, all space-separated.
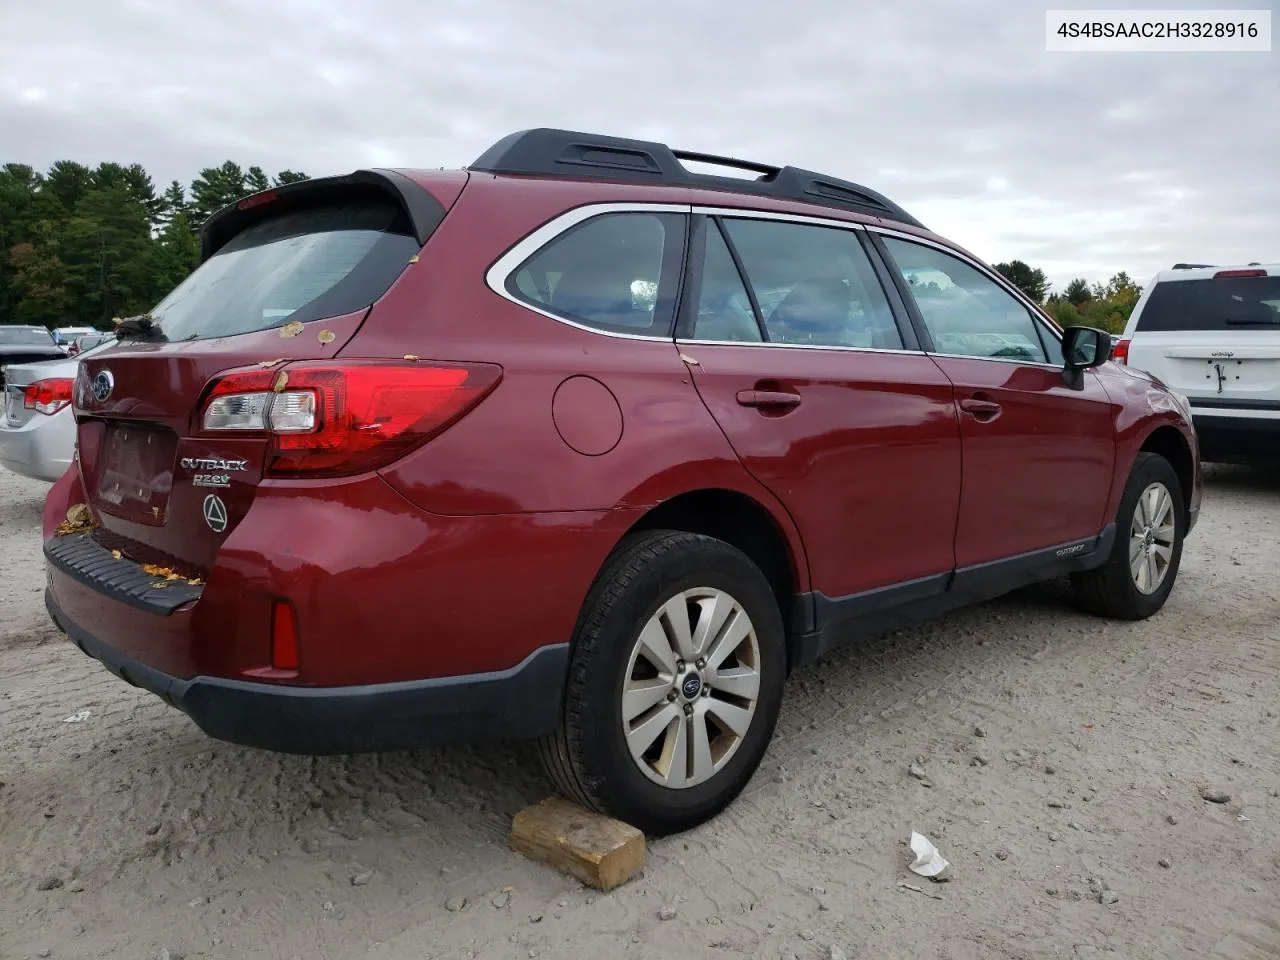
xmin=2 ymin=467 xmax=1277 ymax=960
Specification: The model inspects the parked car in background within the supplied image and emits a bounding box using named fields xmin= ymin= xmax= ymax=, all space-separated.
xmin=68 ymin=332 xmax=112 ymax=356
xmin=1 ymin=335 xmax=116 ymax=482
xmin=42 ymin=128 xmax=1201 ymax=835
xmin=52 ymin=326 xmax=97 ymax=353
xmin=1115 ymin=262 xmax=1279 ymax=464
xmin=0 ymin=326 xmax=67 ymax=388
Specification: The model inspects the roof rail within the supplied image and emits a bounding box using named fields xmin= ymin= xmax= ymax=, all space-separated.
xmin=1171 ymin=262 xmax=1216 ymax=269
xmin=468 ymin=128 xmax=925 ymax=229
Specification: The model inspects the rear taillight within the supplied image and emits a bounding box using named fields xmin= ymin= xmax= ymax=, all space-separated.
xmin=198 ymin=360 xmax=502 ymax=477
xmin=1213 ymin=269 xmax=1267 ymax=279
xmin=1111 ymin=339 xmax=1131 ymax=365
xmin=24 ymin=378 xmax=74 ymax=415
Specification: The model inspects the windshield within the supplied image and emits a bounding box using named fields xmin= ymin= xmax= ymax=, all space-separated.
xmin=0 ymin=327 xmax=56 ymax=346
xmin=1137 ymin=276 xmax=1280 ymax=331
xmin=148 ymin=198 xmax=421 ymax=341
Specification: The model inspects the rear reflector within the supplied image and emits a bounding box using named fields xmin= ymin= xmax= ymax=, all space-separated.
xmin=198 ymin=360 xmax=502 ymax=477
xmin=1111 ymin=338 xmax=1131 ymax=364
xmin=24 ymin=378 xmax=74 ymax=415
xmin=270 ymin=600 xmax=300 ymax=671
xmin=1213 ymin=269 xmax=1267 ymax=279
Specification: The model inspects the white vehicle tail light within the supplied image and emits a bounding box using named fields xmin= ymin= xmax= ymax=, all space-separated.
xmin=197 ymin=360 xmax=502 ymax=478
xmin=24 ymin=378 xmax=74 ymax=415
xmin=1111 ymin=338 xmax=1131 ymax=364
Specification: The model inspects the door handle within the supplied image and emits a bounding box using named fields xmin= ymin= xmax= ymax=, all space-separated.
xmin=736 ymin=390 xmax=802 ymax=409
xmin=959 ymin=397 xmax=1002 ymax=419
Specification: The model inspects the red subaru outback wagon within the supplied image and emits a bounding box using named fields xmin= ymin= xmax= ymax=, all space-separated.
xmin=44 ymin=128 xmax=1201 ymax=834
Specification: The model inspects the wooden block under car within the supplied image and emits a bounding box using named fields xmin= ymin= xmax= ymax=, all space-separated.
xmin=508 ymin=796 xmax=646 ymax=891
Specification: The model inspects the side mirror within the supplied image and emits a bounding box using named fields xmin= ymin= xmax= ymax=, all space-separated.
xmin=1061 ymin=326 xmax=1113 ymax=371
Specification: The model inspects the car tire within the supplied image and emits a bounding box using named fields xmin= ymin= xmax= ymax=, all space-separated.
xmin=538 ymin=529 xmax=786 ymax=835
xmin=1071 ymin=452 xmax=1185 ymax=620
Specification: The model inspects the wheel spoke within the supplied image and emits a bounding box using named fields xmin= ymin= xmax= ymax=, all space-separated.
xmin=1129 ymin=536 xmax=1146 ymax=571
xmin=1145 ymin=554 xmax=1160 ymax=591
xmin=705 ymin=608 xmax=751 ymax=672
xmin=705 ymin=697 xmax=753 ymax=737
xmin=636 ymin=617 xmax=678 ymax=674
xmin=622 ymin=677 xmax=672 ymax=723
xmin=690 ymin=712 xmax=715 ymax=784
xmin=691 ymin=592 xmax=735 ymax=659
xmin=707 ymin=665 xmax=759 ymax=700
xmin=1153 ymin=543 xmax=1173 ymax=564
xmin=1153 ymin=491 xmax=1174 ymax=531
xmin=660 ymin=595 xmax=698 ymax=661
xmin=656 ymin=713 xmax=689 ymax=787
xmin=626 ymin=702 xmax=679 ymax=762
xmin=1143 ymin=487 xmax=1160 ymax=527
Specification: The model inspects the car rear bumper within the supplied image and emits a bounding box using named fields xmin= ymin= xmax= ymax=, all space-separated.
xmin=0 ymin=411 xmax=74 ymax=483
xmin=46 ymin=584 xmax=569 ymax=754
xmin=1191 ymin=412 xmax=1280 ymax=462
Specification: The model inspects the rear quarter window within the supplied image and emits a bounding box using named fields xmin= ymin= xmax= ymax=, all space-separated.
xmin=506 ymin=212 xmax=687 ymax=336
xmin=1136 ymin=276 xmax=1280 ymax=332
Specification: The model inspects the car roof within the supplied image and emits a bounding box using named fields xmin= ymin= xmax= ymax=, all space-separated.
xmin=1150 ymin=263 xmax=1280 ymax=283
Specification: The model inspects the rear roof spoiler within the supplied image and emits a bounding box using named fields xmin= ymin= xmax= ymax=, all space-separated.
xmin=200 ymin=169 xmax=447 ymax=261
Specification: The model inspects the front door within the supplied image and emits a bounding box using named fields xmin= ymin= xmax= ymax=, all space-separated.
xmin=877 ymin=235 xmax=1117 ymax=568
xmin=676 ymin=214 xmax=963 ymax=603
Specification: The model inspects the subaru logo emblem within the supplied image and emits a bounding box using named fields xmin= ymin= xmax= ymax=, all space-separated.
xmin=91 ymin=369 xmax=114 ymax=402
xmin=681 ymin=674 xmax=702 ymax=699
xmin=202 ymin=493 xmax=228 ymax=533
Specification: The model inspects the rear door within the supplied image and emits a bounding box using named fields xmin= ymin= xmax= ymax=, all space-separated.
xmin=72 ymin=174 xmax=458 ymax=574
xmin=876 ymin=234 xmax=1116 ymax=568
xmin=676 ymin=212 xmax=962 ymax=605
xmin=1126 ymin=269 xmax=1280 ymax=415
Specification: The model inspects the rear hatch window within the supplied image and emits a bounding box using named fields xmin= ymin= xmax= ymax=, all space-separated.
xmin=152 ymin=198 xmax=421 ymax=341
xmin=1137 ymin=276 xmax=1280 ymax=332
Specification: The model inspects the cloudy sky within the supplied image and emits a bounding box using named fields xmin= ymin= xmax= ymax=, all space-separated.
xmin=2 ymin=0 xmax=1275 ymax=292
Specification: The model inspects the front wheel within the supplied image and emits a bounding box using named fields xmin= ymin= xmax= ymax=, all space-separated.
xmin=1071 ymin=451 xmax=1185 ymax=620
xmin=538 ymin=530 xmax=786 ymax=835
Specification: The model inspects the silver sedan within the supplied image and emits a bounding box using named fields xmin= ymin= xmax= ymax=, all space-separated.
xmin=0 ymin=336 xmax=115 ymax=483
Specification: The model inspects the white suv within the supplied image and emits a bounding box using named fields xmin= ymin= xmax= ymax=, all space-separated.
xmin=1116 ymin=263 xmax=1280 ymax=464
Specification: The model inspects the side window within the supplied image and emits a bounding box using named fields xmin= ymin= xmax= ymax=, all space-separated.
xmin=508 ymin=212 xmax=684 ymax=335
xmin=691 ymin=222 xmax=763 ymax=343
xmin=881 ymin=237 xmax=1049 ymax=363
xmin=716 ymin=218 xmax=903 ymax=350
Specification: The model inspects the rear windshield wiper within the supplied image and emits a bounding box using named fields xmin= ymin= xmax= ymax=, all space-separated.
xmin=1225 ymin=317 xmax=1279 ymax=326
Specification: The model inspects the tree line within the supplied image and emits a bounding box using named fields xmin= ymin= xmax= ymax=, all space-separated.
xmin=994 ymin=260 xmax=1142 ymax=334
xmin=1 ymin=158 xmax=1142 ymax=336
xmin=0 ymin=161 xmax=308 ymax=329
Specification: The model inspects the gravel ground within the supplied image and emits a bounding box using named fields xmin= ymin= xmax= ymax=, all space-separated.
xmin=1 ymin=466 xmax=1277 ymax=960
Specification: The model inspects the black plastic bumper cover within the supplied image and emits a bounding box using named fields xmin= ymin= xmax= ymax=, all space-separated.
xmin=1192 ymin=413 xmax=1280 ymax=460
xmin=46 ymin=588 xmax=569 ymax=755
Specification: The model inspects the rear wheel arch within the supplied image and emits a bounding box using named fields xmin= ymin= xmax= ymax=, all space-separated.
xmin=625 ymin=489 xmax=802 ymax=646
